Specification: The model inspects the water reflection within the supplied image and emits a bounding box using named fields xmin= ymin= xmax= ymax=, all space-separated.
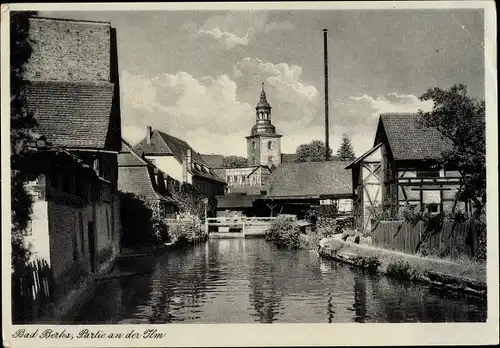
xmin=75 ymin=239 xmax=486 ymax=323
xmin=353 ymin=275 xmax=367 ymax=323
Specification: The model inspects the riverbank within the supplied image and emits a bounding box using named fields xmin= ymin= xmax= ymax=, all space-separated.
xmin=315 ymin=236 xmax=486 ymax=299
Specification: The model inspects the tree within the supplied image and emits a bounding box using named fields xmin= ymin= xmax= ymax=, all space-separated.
xmin=336 ymin=133 xmax=356 ymax=161
xmin=10 ymin=11 xmax=39 ymax=269
xmin=295 ymin=140 xmax=332 ymax=162
xmin=418 ymin=84 xmax=485 ymax=215
xmin=221 ymin=155 xmax=247 ymax=168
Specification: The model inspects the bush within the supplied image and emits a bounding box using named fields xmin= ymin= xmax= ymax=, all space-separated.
xmin=167 ymin=214 xmax=204 ymax=246
xmin=265 ymin=216 xmax=301 ymax=248
xmin=360 ymin=256 xmax=380 ymax=273
xmin=386 ymin=260 xmax=419 ymax=280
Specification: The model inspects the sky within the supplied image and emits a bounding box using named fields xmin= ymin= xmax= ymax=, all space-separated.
xmin=40 ymin=9 xmax=485 ymax=157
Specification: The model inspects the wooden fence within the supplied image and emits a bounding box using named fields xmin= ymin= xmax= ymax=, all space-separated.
xmin=371 ymin=220 xmax=481 ymax=259
xmin=12 ymin=259 xmax=55 ymax=323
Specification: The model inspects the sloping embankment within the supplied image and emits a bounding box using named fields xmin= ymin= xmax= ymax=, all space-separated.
xmin=318 ymin=237 xmax=486 ymax=299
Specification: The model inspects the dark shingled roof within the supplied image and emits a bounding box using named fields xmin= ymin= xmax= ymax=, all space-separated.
xmin=118 ymin=166 xmax=163 ymax=201
xmin=118 ymin=140 xmax=177 ymax=203
xmin=200 ymin=154 xmax=224 ymax=169
xmin=118 ymin=140 xmax=147 ymax=167
xmin=375 ymin=113 xmax=453 ymax=161
xmin=281 ymin=153 xmax=297 ymax=164
xmin=25 ymin=80 xmax=115 ymax=150
xmin=266 ymin=161 xmax=353 ymax=198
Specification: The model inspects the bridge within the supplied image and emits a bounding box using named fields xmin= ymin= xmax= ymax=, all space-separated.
xmin=206 ymin=216 xmax=282 ymax=238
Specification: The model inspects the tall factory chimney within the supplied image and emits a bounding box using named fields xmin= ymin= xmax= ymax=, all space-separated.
xmin=323 ymin=29 xmax=330 ymax=161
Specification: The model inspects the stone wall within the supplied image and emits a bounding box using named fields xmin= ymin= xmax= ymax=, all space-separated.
xmin=25 ymin=17 xmax=111 ymax=82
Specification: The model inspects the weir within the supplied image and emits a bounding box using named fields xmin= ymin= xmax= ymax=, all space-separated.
xmin=206 ymin=216 xmax=282 ymax=238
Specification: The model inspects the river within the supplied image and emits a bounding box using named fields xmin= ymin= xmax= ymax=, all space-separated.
xmin=75 ymin=239 xmax=486 ymax=323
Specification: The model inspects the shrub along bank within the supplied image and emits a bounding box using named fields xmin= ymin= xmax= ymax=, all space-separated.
xmin=265 ymin=216 xmax=301 ymax=248
xmin=318 ymin=238 xmax=486 ymax=299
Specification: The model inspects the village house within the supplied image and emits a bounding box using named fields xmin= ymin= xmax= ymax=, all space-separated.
xmin=262 ymin=161 xmax=353 ymax=218
xmin=133 ymin=128 xmax=226 ymax=215
xmin=118 ymin=140 xmax=179 ymax=216
xmin=346 ymin=113 xmax=465 ymax=232
xmin=17 ymin=16 xmax=122 ymax=321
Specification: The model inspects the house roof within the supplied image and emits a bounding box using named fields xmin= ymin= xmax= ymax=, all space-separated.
xmin=375 ymin=113 xmax=453 ymax=161
xmin=134 ymin=130 xmax=206 ymax=164
xmin=281 ymin=153 xmax=297 ymax=164
xmin=345 ymin=143 xmax=382 ymax=169
xmin=216 ymin=194 xmax=258 ymax=209
xmin=133 ymin=130 xmax=225 ymax=183
xmin=25 ymin=80 xmax=117 ymax=150
xmin=265 ymin=161 xmax=353 ymax=199
xmin=118 ymin=166 xmax=163 ymax=202
xmin=200 ymin=154 xmax=224 ymax=168
xmin=118 ymin=140 xmax=178 ymax=203
xmin=212 ymin=168 xmax=227 ymax=182
xmin=118 ymin=140 xmax=148 ymax=167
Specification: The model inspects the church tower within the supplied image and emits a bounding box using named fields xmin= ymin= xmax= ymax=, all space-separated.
xmin=246 ymin=83 xmax=282 ymax=167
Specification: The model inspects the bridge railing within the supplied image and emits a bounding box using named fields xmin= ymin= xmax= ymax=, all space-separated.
xmin=205 ymin=216 xmax=296 ymax=235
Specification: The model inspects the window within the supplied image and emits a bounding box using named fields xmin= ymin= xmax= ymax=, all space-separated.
xmin=241 ymin=175 xmax=245 ymax=183
xmin=416 ymin=170 xmax=439 ymax=178
xmin=267 ymin=141 xmax=272 ymax=150
xmin=425 ymin=203 xmax=440 ymax=214
xmin=252 ymin=141 xmax=256 ymax=149
xmin=268 ymin=156 xmax=273 ymax=163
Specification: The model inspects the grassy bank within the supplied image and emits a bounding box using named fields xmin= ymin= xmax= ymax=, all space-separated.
xmin=319 ymin=238 xmax=486 ymax=298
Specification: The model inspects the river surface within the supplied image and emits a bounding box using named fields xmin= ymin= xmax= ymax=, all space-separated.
xmin=75 ymin=239 xmax=486 ymax=323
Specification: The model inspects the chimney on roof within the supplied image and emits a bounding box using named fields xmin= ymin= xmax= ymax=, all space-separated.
xmin=146 ymin=126 xmax=152 ymax=144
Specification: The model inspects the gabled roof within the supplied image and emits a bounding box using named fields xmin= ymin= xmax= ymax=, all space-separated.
xmin=118 ymin=166 xmax=164 ymax=202
xmin=345 ymin=143 xmax=382 ymax=169
xmin=200 ymin=154 xmax=224 ymax=169
xmin=375 ymin=113 xmax=453 ymax=161
xmin=134 ymin=130 xmax=225 ymax=183
xmin=25 ymin=80 xmax=117 ymax=150
xmin=134 ymin=130 xmax=206 ymax=164
xmin=265 ymin=161 xmax=352 ymax=199
xmin=118 ymin=140 xmax=178 ymax=203
xmin=118 ymin=140 xmax=148 ymax=167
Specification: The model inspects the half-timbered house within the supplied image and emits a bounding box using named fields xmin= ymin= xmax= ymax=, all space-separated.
xmin=347 ymin=113 xmax=466 ymax=231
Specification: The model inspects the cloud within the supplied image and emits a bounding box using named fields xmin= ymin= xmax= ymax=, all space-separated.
xmin=120 ymin=65 xmax=430 ymax=159
xmin=120 ymin=69 xmax=255 ymax=153
xmin=196 ymin=12 xmax=292 ymax=49
xmin=233 ymin=57 xmax=320 ymax=129
xmin=349 ymin=92 xmax=434 ymax=115
xmin=197 ymin=28 xmax=251 ymax=49
xmin=122 ymin=125 xmax=146 ymax=146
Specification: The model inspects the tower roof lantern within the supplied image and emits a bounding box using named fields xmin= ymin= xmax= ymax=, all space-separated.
xmin=256 ymin=82 xmax=271 ymax=109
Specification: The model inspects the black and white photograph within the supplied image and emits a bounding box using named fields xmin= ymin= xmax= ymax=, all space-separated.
xmin=1 ymin=1 xmax=498 ymax=347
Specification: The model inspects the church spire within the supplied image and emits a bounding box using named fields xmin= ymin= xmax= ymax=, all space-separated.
xmin=260 ymin=82 xmax=267 ymax=103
